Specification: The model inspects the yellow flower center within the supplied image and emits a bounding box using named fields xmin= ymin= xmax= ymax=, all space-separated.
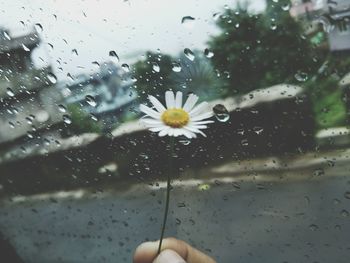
xmin=161 ymin=108 xmax=189 ymax=128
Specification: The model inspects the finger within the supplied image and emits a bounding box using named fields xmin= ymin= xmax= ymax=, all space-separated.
xmin=133 ymin=237 xmax=216 ymax=263
xmin=153 ymin=249 xmax=186 ymax=263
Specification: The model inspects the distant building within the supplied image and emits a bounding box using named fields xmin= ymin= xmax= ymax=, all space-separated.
xmin=290 ymin=0 xmax=350 ymax=53
xmin=60 ymin=61 xmax=137 ymax=130
xmin=0 ymin=28 xmax=62 ymax=144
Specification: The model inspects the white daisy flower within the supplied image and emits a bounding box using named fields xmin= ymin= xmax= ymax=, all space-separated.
xmin=139 ymin=91 xmax=214 ymax=138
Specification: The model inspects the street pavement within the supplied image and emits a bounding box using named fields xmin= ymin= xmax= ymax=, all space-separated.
xmin=0 ymin=149 xmax=350 ymax=263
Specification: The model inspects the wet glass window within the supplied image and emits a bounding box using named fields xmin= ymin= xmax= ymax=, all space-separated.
xmin=1 ymin=0 xmax=350 ymax=263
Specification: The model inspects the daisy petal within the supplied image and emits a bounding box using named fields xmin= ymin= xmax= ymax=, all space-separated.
xmin=165 ymin=91 xmax=175 ymax=108
xmin=188 ymin=124 xmax=208 ymax=129
xmin=149 ymin=126 xmax=166 ymax=132
xmin=140 ymin=104 xmax=161 ymax=119
xmin=183 ymin=94 xmax=199 ymax=112
xmin=148 ymin=95 xmax=166 ymax=113
xmin=182 ymin=129 xmax=196 ymax=139
xmin=189 ymin=101 xmax=210 ymax=116
xmin=159 ymin=127 xmax=170 ymax=137
xmin=140 ymin=118 xmax=163 ymax=125
xmin=191 ymin=120 xmax=214 ymax=125
xmin=191 ymin=111 xmax=213 ymax=122
xmin=184 ymin=126 xmax=207 ymax=137
xmin=173 ymin=129 xmax=182 ymax=137
xmin=175 ymin=91 xmax=183 ymax=108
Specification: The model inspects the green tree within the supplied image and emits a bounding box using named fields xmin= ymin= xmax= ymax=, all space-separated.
xmin=67 ymin=104 xmax=102 ymax=134
xmin=133 ymin=51 xmax=174 ymax=102
xmin=133 ymin=50 xmax=224 ymax=103
xmin=208 ymin=3 xmax=319 ymax=95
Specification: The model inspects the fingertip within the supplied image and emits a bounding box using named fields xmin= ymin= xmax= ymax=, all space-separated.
xmin=154 ymin=249 xmax=186 ymax=263
xmin=133 ymin=241 xmax=158 ymax=263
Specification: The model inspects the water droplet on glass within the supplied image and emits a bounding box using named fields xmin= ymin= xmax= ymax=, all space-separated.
xmin=121 ymin=63 xmax=130 ymax=72
xmin=152 ymin=62 xmax=160 ymax=72
xmin=171 ymin=62 xmax=181 ymax=72
xmin=281 ymin=3 xmax=290 ymax=11
xmin=71 ymin=49 xmax=78 ymax=56
xmin=213 ymin=12 xmax=221 ymax=21
xmin=34 ymin=23 xmax=43 ymax=32
xmin=25 ymin=116 xmax=33 ymax=124
xmin=213 ymin=104 xmax=230 ymax=122
xmin=109 ymin=50 xmax=119 ymax=63
xmin=90 ymin=114 xmax=98 ymax=121
xmin=317 ymin=16 xmax=335 ymax=33
xmin=253 ymin=126 xmax=264 ymax=135
xmin=204 ymin=48 xmax=214 ymax=58
xmin=184 ymin=48 xmax=195 ymax=61
xmin=235 ymin=23 xmax=240 ymax=28
xmin=92 ymin=61 xmax=100 ymax=68
xmin=85 ymin=95 xmax=97 ymax=107
xmin=27 ymin=132 xmax=34 ymax=139
xmin=178 ymin=137 xmax=191 ymax=145
xmin=47 ymin=72 xmax=57 ymax=84
xmin=3 ymin=31 xmax=11 ymax=40
xmin=241 ymin=139 xmax=249 ymax=146
xmin=8 ymin=121 xmax=15 ymax=128
xmin=309 ymin=224 xmax=318 ymax=231
xmin=270 ymin=23 xmax=277 ymax=30
xmin=294 ymin=71 xmax=308 ymax=82
xmin=22 ymin=44 xmax=30 ymax=51
xmin=313 ymin=168 xmax=324 ymax=176
xmin=181 ymin=16 xmax=195 ymax=28
xmin=63 ymin=115 xmax=72 ymax=124
xmin=344 ymin=191 xmax=350 ymax=199
xmin=6 ymin=88 xmax=15 ymax=97
xmin=340 ymin=209 xmax=349 ymax=217
xmin=58 ymin=104 xmax=67 ymax=113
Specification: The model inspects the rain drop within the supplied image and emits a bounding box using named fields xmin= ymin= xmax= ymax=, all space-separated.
xmin=294 ymin=71 xmax=308 ymax=82
xmin=6 ymin=88 xmax=15 ymax=97
xmin=63 ymin=115 xmax=72 ymax=124
xmin=309 ymin=224 xmax=318 ymax=231
xmin=121 ymin=63 xmax=130 ymax=72
xmin=85 ymin=95 xmax=97 ymax=107
xmin=3 ymin=31 xmax=11 ymax=40
xmin=181 ymin=16 xmax=195 ymax=28
xmin=213 ymin=104 xmax=230 ymax=122
xmin=178 ymin=137 xmax=191 ymax=145
xmin=204 ymin=48 xmax=214 ymax=58
xmin=184 ymin=48 xmax=195 ymax=61
xmin=47 ymin=72 xmax=57 ymax=84
xmin=344 ymin=191 xmax=350 ymax=199
xmin=213 ymin=12 xmax=221 ymax=21
xmin=58 ymin=104 xmax=67 ymax=113
xmin=27 ymin=132 xmax=34 ymax=139
xmin=90 ymin=114 xmax=98 ymax=121
xmin=109 ymin=50 xmax=119 ymax=63
xmin=22 ymin=44 xmax=30 ymax=52
xmin=171 ymin=62 xmax=182 ymax=72
xmin=317 ymin=16 xmax=334 ymax=33
xmin=281 ymin=3 xmax=290 ymax=11
xmin=340 ymin=209 xmax=349 ymax=217
xmin=71 ymin=49 xmax=78 ymax=56
xmin=253 ymin=126 xmax=264 ymax=135
xmin=34 ymin=23 xmax=43 ymax=32
xmin=152 ymin=62 xmax=160 ymax=72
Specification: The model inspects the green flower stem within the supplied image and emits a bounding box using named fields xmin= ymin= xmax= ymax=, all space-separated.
xmin=157 ymin=136 xmax=175 ymax=255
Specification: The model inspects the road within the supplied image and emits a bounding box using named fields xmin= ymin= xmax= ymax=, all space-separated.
xmin=0 ymin=151 xmax=350 ymax=263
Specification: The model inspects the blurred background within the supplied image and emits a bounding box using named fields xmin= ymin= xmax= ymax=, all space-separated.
xmin=0 ymin=0 xmax=350 ymax=262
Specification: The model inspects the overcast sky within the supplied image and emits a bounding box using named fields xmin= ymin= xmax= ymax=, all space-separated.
xmin=0 ymin=0 xmax=265 ymax=80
